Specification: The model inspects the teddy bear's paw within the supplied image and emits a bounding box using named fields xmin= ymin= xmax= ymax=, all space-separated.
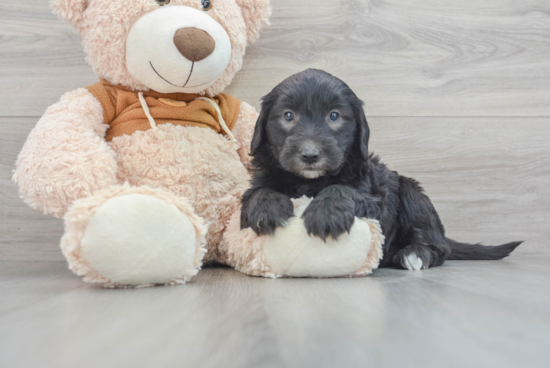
xmin=62 ymin=187 xmax=207 ymax=287
xmin=263 ymin=207 xmax=373 ymax=278
xmin=224 ymin=199 xmax=385 ymax=279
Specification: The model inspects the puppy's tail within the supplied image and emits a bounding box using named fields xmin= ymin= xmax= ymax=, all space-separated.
xmin=446 ymin=238 xmax=522 ymax=260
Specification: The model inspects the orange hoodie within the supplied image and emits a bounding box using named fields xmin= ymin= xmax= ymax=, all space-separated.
xmin=86 ymin=79 xmax=241 ymax=142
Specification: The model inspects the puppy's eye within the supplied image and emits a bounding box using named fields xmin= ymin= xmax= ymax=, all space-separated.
xmin=156 ymin=0 xmax=170 ymax=5
xmin=202 ymin=0 xmax=212 ymax=10
xmin=284 ymin=112 xmax=295 ymax=122
xmin=329 ymin=112 xmax=340 ymax=121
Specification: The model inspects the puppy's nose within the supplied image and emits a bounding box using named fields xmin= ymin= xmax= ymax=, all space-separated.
xmin=173 ymin=27 xmax=216 ymax=62
xmin=301 ymin=146 xmax=321 ymax=164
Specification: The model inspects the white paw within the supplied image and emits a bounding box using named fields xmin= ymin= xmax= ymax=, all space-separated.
xmin=81 ymin=194 xmax=198 ymax=285
xmin=403 ymin=253 xmax=423 ymax=271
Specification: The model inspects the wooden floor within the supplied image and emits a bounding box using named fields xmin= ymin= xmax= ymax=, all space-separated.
xmin=1 ymin=1 xmax=549 ymax=366
xmin=1 ymin=255 xmax=549 ymax=368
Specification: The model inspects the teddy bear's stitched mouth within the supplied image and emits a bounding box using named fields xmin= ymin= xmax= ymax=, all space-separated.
xmin=150 ymin=61 xmax=193 ymax=88
xmin=150 ymin=61 xmax=217 ymax=89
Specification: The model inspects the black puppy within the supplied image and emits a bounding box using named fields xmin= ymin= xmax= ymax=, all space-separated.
xmin=241 ymin=69 xmax=521 ymax=270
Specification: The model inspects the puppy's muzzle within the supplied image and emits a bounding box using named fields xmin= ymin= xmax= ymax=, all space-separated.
xmin=173 ymin=27 xmax=216 ymax=62
xmin=300 ymin=145 xmax=321 ymax=165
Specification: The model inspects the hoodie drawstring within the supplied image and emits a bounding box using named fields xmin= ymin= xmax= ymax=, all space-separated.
xmin=137 ymin=92 xmax=237 ymax=149
xmin=138 ymin=92 xmax=165 ymax=138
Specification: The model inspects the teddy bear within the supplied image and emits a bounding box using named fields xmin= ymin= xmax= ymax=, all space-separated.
xmin=14 ymin=0 xmax=384 ymax=287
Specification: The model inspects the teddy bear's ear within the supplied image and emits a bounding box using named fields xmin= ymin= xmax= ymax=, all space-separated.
xmin=236 ymin=0 xmax=272 ymax=45
xmin=51 ymin=0 xmax=89 ymax=29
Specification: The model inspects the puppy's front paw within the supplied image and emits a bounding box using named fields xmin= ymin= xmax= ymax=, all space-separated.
xmin=354 ymin=197 xmax=381 ymax=220
xmin=241 ymin=191 xmax=294 ymax=236
xmin=302 ymin=197 xmax=355 ymax=241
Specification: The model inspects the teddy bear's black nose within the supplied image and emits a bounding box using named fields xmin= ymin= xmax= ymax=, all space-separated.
xmin=173 ymin=27 xmax=216 ymax=62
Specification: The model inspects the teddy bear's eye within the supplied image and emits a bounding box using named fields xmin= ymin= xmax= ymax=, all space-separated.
xmin=156 ymin=0 xmax=170 ymax=6
xmin=201 ymin=0 xmax=212 ymax=11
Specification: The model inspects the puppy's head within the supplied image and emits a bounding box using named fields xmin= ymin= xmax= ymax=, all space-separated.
xmin=251 ymin=69 xmax=370 ymax=179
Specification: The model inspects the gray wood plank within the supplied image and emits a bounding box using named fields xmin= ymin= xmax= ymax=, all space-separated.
xmin=0 ymin=261 xmax=549 ymax=368
xmin=368 ymin=117 xmax=550 ymax=248
xmin=2 ymin=117 xmax=549 ymax=261
xmin=0 ymin=0 xmax=98 ymax=117
xmin=1 ymin=0 xmax=550 ymax=117
xmin=1 ymin=118 xmax=65 ymax=261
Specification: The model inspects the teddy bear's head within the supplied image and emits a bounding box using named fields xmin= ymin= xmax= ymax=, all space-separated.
xmin=52 ymin=0 xmax=271 ymax=95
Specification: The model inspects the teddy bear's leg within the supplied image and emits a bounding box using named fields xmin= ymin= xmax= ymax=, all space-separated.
xmin=61 ymin=185 xmax=207 ymax=288
xmin=222 ymin=209 xmax=280 ymax=278
xmin=223 ymin=200 xmax=385 ymax=279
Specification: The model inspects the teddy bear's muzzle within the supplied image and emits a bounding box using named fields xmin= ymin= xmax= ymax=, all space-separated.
xmin=173 ymin=27 xmax=216 ymax=62
xmin=125 ymin=5 xmax=232 ymax=94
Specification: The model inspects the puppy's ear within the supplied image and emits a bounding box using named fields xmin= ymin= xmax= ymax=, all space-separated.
xmin=51 ymin=0 xmax=89 ymax=30
xmin=250 ymin=93 xmax=275 ymax=156
xmin=353 ymin=100 xmax=370 ymax=160
xmin=236 ymin=0 xmax=272 ymax=45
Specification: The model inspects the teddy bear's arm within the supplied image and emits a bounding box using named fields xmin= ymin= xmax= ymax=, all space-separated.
xmin=231 ymin=101 xmax=259 ymax=168
xmin=13 ymin=88 xmax=118 ymax=219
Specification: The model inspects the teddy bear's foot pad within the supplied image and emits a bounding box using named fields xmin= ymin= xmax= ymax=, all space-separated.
xmin=80 ymin=194 xmax=198 ymax=286
xmin=224 ymin=197 xmax=385 ymax=279
xmin=263 ymin=218 xmax=373 ymax=278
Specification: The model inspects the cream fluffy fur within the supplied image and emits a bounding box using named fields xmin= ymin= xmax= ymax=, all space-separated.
xmin=109 ymin=122 xmax=250 ymax=263
xmin=14 ymin=0 xmax=272 ymax=287
xmin=13 ymin=88 xmax=118 ymax=218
